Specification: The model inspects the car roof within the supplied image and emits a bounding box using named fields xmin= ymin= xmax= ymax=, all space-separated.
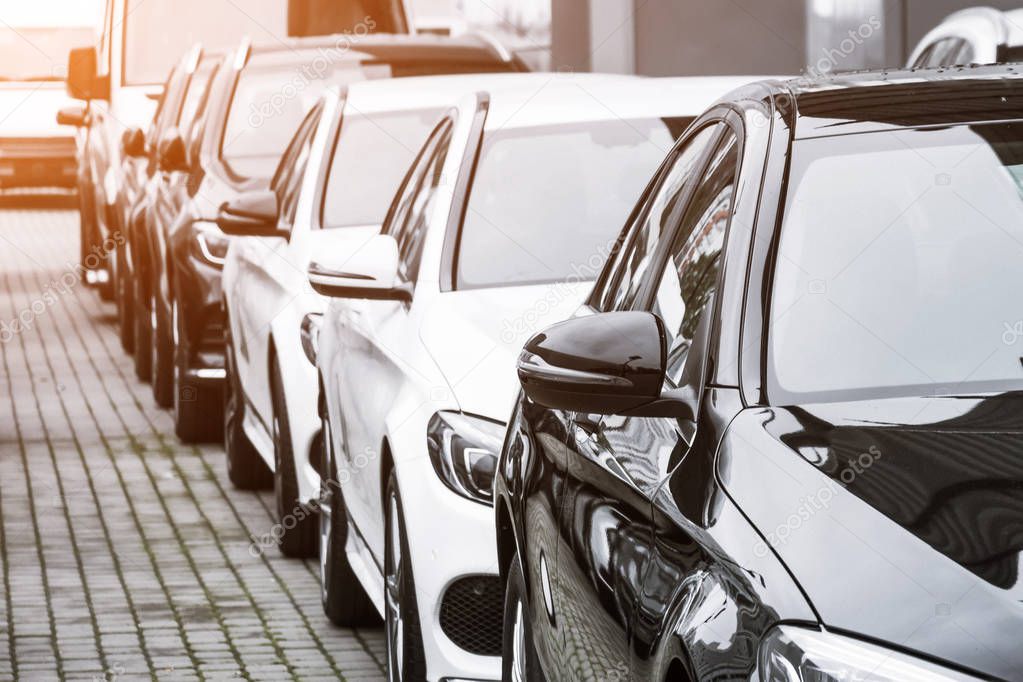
xmin=485 ymin=75 xmax=772 ymax=129
xmin=246 ymin=32 xmax=517 ymax=68
xmin=727 ymin=64 xmax=1023 ymax=139
xmin=933 ymin=6 xmax=1023 ymax=48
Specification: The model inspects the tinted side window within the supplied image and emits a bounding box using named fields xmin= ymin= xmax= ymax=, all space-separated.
xmin=650 ymin=132 xmax=739 ymax=385
xmin=597 ymin=124 xmax=720 ymax=312
xmin=272 ymin=106 xmax=321 ymax=227
xmin=924 ymin=38 xmax=963 ymax=67
xmin=385 ymin=121 xmax=453 ymax=282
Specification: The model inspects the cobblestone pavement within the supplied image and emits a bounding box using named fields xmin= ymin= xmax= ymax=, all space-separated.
xmin=0 ymin=200 xmax=386 ymax=680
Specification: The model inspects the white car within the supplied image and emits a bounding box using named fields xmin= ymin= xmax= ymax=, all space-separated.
xmin=907 ymin=6 xmax=1023 ymax=68
xmin=309 ymin=73 xmax=758 ymax=681
xmin=220 ymin=72 xmax=523 ymax=557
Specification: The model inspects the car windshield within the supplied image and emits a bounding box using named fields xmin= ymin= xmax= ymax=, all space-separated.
xmin=769 ymin=123 xmax=1023 ymax=404
xmin=122 ymin=0 xmax=288 ymax=86
xmin=220 ymin=58 xmax=392 ymax=180
xmin=322 ymin=107 xmax=445 ymax=228
xmin=0 ymin=26 xmax=95 ymax=82
xmin=456 ymin=117 xmax=689 ymax=289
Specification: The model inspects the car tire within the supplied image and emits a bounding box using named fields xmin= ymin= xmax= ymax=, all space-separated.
xmin=270 ymin=355 xmax=317 ymax=557
xmin=502 ymin=552 xmax=545 ymax=682
xmin=319 ymin=416 xmax=378 ymax=626
xmin=151 ymin=292 xmax=174 ymax=408
xmin=223 ymin=323 xmax=272 ymax=490
xmin=132 ymin=276 xmax=152 ymax=382
xmin=384 ymin=471 xmax=427 ymax=681
xmin=116 ymin=245 xmax=134 ymax=354
xmin=173 ymin=304 xmax=223 ymax=443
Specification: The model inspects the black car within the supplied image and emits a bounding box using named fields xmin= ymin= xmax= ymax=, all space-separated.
xmin=118 ymin=46 xmax=223 ymax=364
xmin=153 ymin=33 xmax=526 ymax=442
xmin=495 ymin=65 xmax=1023 ymax=681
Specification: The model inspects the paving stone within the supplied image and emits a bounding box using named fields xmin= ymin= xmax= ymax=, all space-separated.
xmin=0 ymin=203 xmax=385 ymax=679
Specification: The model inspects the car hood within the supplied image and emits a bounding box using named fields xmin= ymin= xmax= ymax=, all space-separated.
xmin=419 ymin=281 xmax=591 ymax=423
xmin=0 ymin=82 xmax=76 ymax=137
xmin=719 ymin=392 xmax=1023 ymax=679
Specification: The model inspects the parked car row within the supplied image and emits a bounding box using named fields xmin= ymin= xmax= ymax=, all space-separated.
xmin=59 ymin=9 xmax=1023 ymax=682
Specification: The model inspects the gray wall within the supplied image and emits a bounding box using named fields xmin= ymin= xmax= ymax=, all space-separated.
xmin=633 ymin=0 xmax=807 ymax=76
xmin=551 ymin=0 xmax=1023 ymax=77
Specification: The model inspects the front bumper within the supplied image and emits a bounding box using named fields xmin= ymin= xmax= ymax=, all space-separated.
xmin=395 ymin=447 xmax=503 ymax=681
xmin=0 ymin=136 xmax=77 ymax=189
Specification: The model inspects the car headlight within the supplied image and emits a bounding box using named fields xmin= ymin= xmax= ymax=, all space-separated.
xmin=300 ymin=313 xmax=322 ymax=365
xmin=759 ymin=626 xmax=979 ymax=681
xmin=193 ymin=222 xmax=230 ymax=267
xmin=427 ymin=411 xmax=505 ymax=505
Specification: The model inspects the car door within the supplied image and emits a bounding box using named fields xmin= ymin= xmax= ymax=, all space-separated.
xmin=233 ymin=104 xmax=322 ymax=428
xmin=553 ymin=121 xmax=736 ymax=681
xmin=332 ymin=119 xmax=455 ymax=563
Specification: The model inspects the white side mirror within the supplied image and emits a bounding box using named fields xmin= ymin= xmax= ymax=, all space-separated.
xmin=307 ymin=233 xmax=410 ymax=302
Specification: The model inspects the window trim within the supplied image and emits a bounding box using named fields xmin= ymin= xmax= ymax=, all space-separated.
xmin=588 ymin=117 xmax=730 ymax=314
xmin=440 ymin=92 xmax=490 ymax=293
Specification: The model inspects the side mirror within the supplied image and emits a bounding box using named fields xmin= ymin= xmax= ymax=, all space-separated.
xmin=216 ymin=190 xmax=285 ymax=237
xmin=307 ymin=234 xmax=412 ymax=302
xmin=158 ymin=129 xmax=188 ymax=172
xmin=66 ymin=46 xmax=107 ymax=100
xmin=517 ymin=311 xmax=696 ymax=420
xmin=121 ymin=127 xmax=146 ymax=158
xmin=56 ymin=104 xmax=87 ymax=127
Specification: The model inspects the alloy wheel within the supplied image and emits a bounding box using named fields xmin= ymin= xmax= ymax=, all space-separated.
xmin=385 ymin=495 xmax=404 ymax=682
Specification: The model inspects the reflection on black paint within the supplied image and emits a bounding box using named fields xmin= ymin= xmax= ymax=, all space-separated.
xmin=779 ymin=392 xmax=1023 ymax=589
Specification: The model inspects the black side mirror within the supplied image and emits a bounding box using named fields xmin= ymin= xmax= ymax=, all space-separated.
xmin=517 ymin=311 xmax=696 ymax=421
xmin=121 ymin=127 xmax=146 ymax=158
xmin=216 ymin=190 xmax=286 ymax=238
xmin=158 ymin=130 xmax=188 ymax=172
xmin=66 ymin=46 xmax=108 ymax=101
xmin=56 ymin=105 xmax=88 ymax=127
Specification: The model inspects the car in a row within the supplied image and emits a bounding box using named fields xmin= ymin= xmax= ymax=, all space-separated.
xmin=62 ymin=10 xmax=1023 ymax=682
xmin=219 ymin=72 xmax=752 ymax=680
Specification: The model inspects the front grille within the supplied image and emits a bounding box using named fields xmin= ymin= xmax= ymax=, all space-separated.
xmin=439 ymin=575 xmax=503 ymax=656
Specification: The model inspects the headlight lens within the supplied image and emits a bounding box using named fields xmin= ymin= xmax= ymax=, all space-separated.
xmin=300 ymin=313 xmax=322 ymax=365
xmin=427 ymin=411 xmax=505 ymax=505
xmin=759 ymin=626 xmax=978 ymax=682
xmin=193 ymin=222 xmax=230 ymax=267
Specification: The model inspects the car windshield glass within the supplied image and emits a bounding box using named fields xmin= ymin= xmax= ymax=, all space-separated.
xmin=122 ymin=0 xmax=287 ymax=85
xmin=221 ymin=59 xmax=391 ymax=180
xmin=456 ymin=117 xmax=689 ymax=289
xmin=769 ymin=123 xmax=1023 ymax=404
xmin=322 ymin=107 xmax=445 ymax=228
xmin=0 ymin=26 xmax=95 ymax=81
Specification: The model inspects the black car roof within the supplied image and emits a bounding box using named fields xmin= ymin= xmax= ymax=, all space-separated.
xmin=247 ymin=32 xmax=517 ymax=68
xmin=731 ymin=63 xmax=1023 ymax=138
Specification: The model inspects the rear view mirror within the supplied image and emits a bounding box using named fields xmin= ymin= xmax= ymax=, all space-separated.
xmin=158 ymin=130 xmax=188 ymax=172
xmin=517 ymin=311 xmax=696 ymax=421
xmin=216 ymin=190 xmax=285 ymax=238
xmin=307 ymin=234 xmax=411 ymax=302
xmin=66 ymin=46 xmax=108 ymax=100
xmin=121 ymin=127 xmax=146 ymax=158
xmin=56 ymin=105 xmax=87 ymax=127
